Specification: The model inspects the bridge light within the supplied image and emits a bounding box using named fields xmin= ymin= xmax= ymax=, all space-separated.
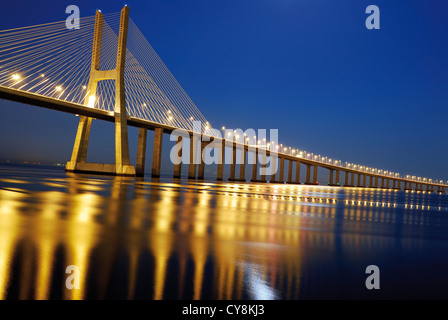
xmin=222 ymin=126 xmax=225 ymax=131
xmin=169 ymin=116 xmax=173 ymax=121
xmin=87 ymin=95 xmax=95 ymax=108
xmin=55 ymin=86 xmax=62 ymax=91
xmin=82 ymin=85 xmax=87 ymax=89
xmin=11 ymin=74 xmax=20 ymax=80
xmin=41 ymin=74 xmax=45 ymax=77
xmin=190 ymin=117 xmax=193 ymax=120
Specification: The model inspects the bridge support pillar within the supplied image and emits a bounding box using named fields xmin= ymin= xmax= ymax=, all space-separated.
xmin=294 ymin=160 xmax=301 ymax=184
xmin=66 ymin=7 xmax=135 ymax=176
xmin=328 ymin=169 xmax=335 ymax=186
xmin=335 ymin=170 xmax=340 ymax=186
xmin=287 ymin=160 xmax=293 ymax=183
xmin=305 ymin=165 xmax=311 ymax=184
xmin=151 ymin=128 xmax=163 ymax=177
xmin=136 ymin=127 xmax=147 ymax=176
xmin=229 ymin=141 xmax=237 ymax=181
xmin=279 ymin=157 xmax=285 ymax=182
xmin=66 ymin=116 xmax=92 ymax=172
xmin=250 ymin=147 xmax=258 ymax=182
xmin=197 ymin=141 xmax=207 ymax=180
xmin=188 ymin=134 xmax=198 ymax=179
xmin=217 ymin=139 xmax=225 ymax=181
xmin=362 ymin=174 xmax=366 ymax=187
xmin=344 ymin=171 xmax=354 ymax=187
xmin=260 ymin=152 xmax=267 ymax=182
xmin=173 ymin=136 xmax=182 ymax=178
xmin=357 ymin=174 xmax=361 ymax=187
xmin=270 ymin=153 xmax=277 ymax=182
xmin=238 ymin=146 xmax=246 ymax=181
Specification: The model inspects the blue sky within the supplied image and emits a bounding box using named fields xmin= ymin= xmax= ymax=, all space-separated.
xmin=0 ymin=0 xmax=447 ymax=180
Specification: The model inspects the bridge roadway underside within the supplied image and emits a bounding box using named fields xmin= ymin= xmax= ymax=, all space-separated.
xmin=0 ymin=86 xmax=445 ymax=192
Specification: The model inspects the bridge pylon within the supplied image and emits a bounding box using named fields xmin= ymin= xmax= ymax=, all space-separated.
xmin=66 ymin=6 xmax=136 ymax=176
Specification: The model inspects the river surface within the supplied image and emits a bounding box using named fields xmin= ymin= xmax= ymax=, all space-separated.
xmin=0 ymin=163 xmax=448 ymax=300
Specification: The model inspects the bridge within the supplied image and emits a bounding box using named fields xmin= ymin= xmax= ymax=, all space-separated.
xmin=0 ymin=6 xmax=446 ymax=193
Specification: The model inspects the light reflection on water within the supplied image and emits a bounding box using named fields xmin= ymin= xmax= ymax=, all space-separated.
xmin=1 ymin=164 xmax=448 ymax=299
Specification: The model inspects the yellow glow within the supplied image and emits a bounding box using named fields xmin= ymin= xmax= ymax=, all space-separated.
xmin=55 ymin=86 xmax=62 ymax=91
xmin=11 ymin=74 xmax=20 ymax=80
xmin=87 ymin=95 xmax=95 ymax=108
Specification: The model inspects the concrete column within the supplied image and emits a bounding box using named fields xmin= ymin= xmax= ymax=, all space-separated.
xmin=114 ymin=6 xmax=134 ymax=176
xmin=336 ymin=170 xmax=340 ymax=186
xmin=374 ymin=177 xmax=378 ymax=188
xmin=239 ymin=146 xmax=246 ymax=181
xmin=313 ymin=166 xmax=318 ymax=185
xmin=344 ymin=171 xmax=349 ymax=186
xmin=229 ymin=142 xmax=236 ymax=180
xmin=173 ymin=135 xmax=182 ymax=178
xmin=357 ymin=174 xmax=361 ymax=187
xmin=350 ymin=172 xmax=354 ymax=186
xmin=66 ymin=116 xmax=93 ymax=170
xmin=287 ymin=160 xmax=293 ymax=183
xmin=362 ymin=174 xmax=366 ymax=187
xmin=136 ymin=127 xmax=147 ymax=176
xmin=306 ymin=165 xmax=311 ymax=184
xmin=329 ymin=169 xmax=334 ymax=186
xmin=188 ymin=134 xmax=198 ymax=179
xmin=217 ymin=139 xmax=225 ymax=181
xmin=251 ymin=147 xmax=258 ymax=182
xmin=385 ymin=178 xmax=390 ymax=189
xmin=295 ymin=161 xmax=301 ymax=184
xmin=279 ymin=158 xmax=285 ymax=182
xmin=270 ymin=153 xmax=277 ymax=182
xmin=197 ymin=141 xmax=207 ymax=180
xmin=260 ymin=152 xmax=267 ymax=182
xmin=151 ymin=128 xmax=163 ymax=177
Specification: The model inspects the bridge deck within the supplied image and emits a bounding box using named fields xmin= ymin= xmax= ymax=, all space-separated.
xmin=0 ymin=85 xmax=444 ymax=188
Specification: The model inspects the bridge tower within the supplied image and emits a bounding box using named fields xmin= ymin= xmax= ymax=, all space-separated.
xmin=66 ymin=6 xmax=135 ymax=176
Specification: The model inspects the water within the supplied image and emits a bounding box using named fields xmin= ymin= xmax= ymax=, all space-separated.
xmin=1 ymin=163 xmax=448 ymax=300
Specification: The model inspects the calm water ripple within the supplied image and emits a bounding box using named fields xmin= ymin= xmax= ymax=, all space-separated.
xmin=0 ymin=164 xmax=448 ymax=299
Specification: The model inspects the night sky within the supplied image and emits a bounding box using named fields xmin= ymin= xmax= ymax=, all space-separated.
xmin=0 ymin=0 xmax=447 ymax=180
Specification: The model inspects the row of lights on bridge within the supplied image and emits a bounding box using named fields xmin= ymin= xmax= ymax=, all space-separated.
xmin=9 ymin=73 xmax=446 ymax=186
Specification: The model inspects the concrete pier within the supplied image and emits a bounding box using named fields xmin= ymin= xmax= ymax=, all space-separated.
xmin=151 ymin=128 xmax=163 ymax=177
xmin=173 ymin=136 xmax=182 ymax=178
xmin=136 ymin=127 xmax=147 ymax=176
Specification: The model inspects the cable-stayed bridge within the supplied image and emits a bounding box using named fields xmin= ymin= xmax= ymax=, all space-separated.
xmin=0 ymin=6 xmax=445 ymax=193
